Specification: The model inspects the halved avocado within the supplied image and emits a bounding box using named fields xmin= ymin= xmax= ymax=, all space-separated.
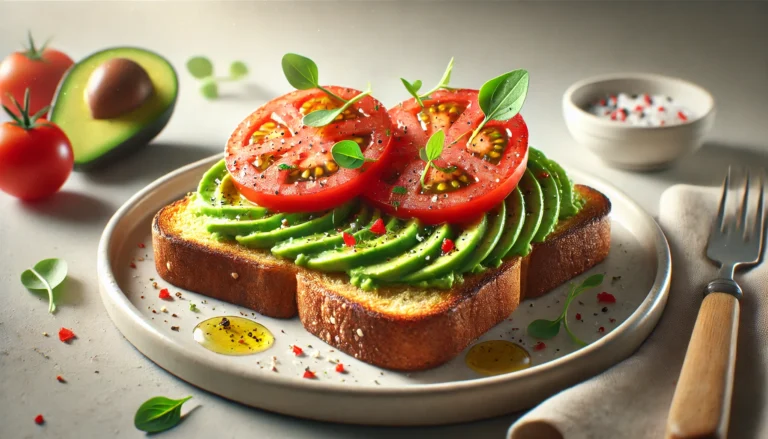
xmin=50 ymin=47 xmax=178 ymax=170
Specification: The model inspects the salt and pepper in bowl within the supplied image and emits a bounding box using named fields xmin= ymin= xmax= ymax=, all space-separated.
xmin=562 ymin=73 xmax=715 ymax=171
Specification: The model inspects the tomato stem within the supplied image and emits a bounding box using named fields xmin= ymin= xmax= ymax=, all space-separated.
xmin=3 ymin=89 xmax=49 ymax=131
xmin=23 ymin=31 xmax=50 ymax=61
xmin=317 ymin=86 xmax=348 ymax=104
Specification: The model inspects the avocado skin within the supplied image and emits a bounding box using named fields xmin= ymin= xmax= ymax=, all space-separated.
xmin=49 ymin=47 xmax=178 ymax=171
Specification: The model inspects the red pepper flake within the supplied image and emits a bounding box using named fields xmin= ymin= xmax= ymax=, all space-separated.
xmin=610 ymin=111 xmax=618 ymax=121
xmin=575 ymin=313 xmax=582 ymax=321
xmin=658 ymin=106 xmax=666 ymax=112
xmin=291 ymin=345 xmax=304 ymax=356
xmin=441 ymin=238 xmax=455 ymax=254
xmin=597 ymin=292 xmax=616 ymax=303
xmin=342 ymin=232 xmax=356 ymax=247
xmin=138 ymin=243 xmax=146 ymax=248
xmin=677 ymin=111 xmax=688 ymax=121
xmin=129 ymin=262 xmax=137 ymax=269
xmin=238 ymin=339 xmax=246 ymax=344
xmin=533 ymin=342 xmax=546 ymax=351
xmin=369 ymin=218 xmax=386 ymax=235
xmin=598 ymin=326 xmax=605 ymax=333
xmin=302 ymin=368 xmax=316 ymax=379
xmin=609 ymin=318 xmax=616 ymax=323
xmin=609 ymin=95 xmax=617 ymax=104
xmin=56 ymin=375 xmax=65 ymax=383
xmin=335 ymin=363 xmax=345 ymax=373
xmin=539 ymin=171 xmax=550 ymax=179
xmin=34 ymin=414 xmax=44 ymax=425
xmin=634 ymin=105 xmax=644 ymax=112
xmin=660 ymin=120 xmax=666 ymax=126
xmin=158 ymin=288 xmax=172 ymax=300
xmin=58 ymin=328 xmax=76 ymax=343
xmin=643 ymin=94 xmax=652 ymax=105
xmin=599 ymin=99 xmax=606 ymax=106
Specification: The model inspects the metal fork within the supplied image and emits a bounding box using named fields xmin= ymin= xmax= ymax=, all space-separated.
xmin=666 ymin=168 xmax=765 ymax=439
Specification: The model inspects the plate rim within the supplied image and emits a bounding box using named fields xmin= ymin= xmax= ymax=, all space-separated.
xmin=97 ymin=153 xmax=670 ymax=397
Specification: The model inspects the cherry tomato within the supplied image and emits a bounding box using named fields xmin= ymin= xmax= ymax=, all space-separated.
xmin=226 ymin=86 xmax=394 ymax=212
xmin=0 ymin=34 xmax=74 ymax=118
xmin=365 ymin=89 xmax=528 ymax=225
xmin=0 ymin=90 xmax=73 ymax=200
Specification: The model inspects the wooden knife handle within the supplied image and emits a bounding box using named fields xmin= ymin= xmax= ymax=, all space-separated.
xmin=666 ymin=292 xmax=740 ymax=439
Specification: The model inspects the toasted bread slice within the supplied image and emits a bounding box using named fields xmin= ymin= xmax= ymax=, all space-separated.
xmin=152 ymin=185 xmax=611 ymax=370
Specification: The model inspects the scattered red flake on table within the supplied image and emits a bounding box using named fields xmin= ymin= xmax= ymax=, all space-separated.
xmin=597 ymin=292 xmax=616 ymax=303
xmin=533 ymin=342 xmax=546 ymax=351
xmin=56 ymin=375 xmax=65 ymax=383
xmin=138 ymin=243 xmax=146 ymax=248
xmin=303 ymin=369 xmax=316 ymax=379
xmin=335 ymin=363 xmax=345 ymax=373
xmin=158 ymin=288 xmax=172 ymax=300
xmin=129 ymin=262 xmax=136 ymax=269
xmin=34 ymin=414 xmax=44 ymax=425
xmin=291 ymin=345 xmax=303 ymax=356
xmin=609 ymin=318 xmax=616 ymax=323
xmin=441 ymin=238 xmax=455 ymax=254
xmin=342 ymin=232 xmax=356 ymax=247
xmin=598 ymin=326 xmax=605 ymax=333
xmin=58 ymin=328 xmax=76 ymax=343
xmin=575 ymin=313 xmax=582 ymax=321
xmin=678 ymin=111 xmax=688 ymax=121
xmin=369 ymin=218 xmax=386 ymax=235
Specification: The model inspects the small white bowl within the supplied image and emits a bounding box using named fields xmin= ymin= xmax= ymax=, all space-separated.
xmin=562 ymin=73 xmax=715 ymax=171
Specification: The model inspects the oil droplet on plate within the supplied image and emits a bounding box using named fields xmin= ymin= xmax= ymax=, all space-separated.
xmin=193 ymin=316 xmax=274 ymax=355
xmin=465 ymin=340 xmax=531 ymax=376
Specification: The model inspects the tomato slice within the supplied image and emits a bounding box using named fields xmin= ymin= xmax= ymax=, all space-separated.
xmin=225 ymin=86 xmax=393 ymax=212
xmin=365 ymin=89 xmax=528 ymax=225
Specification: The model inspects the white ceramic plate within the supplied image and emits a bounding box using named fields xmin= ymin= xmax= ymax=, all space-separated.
xmin=98 ymin=154 xmax=670 ymax=426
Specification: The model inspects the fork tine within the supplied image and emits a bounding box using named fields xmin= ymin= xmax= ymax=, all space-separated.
xmin=716 ymin=167 xmax=731 ymax=230
xmin=740 ymin=168 xmax=750 ymax=235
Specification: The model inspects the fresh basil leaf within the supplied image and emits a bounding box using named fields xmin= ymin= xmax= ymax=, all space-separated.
xmin=436 ymin=57 xmax=454 ymax=89
xmin=331 ymin=140 xmax=366 ymax=169
xmin=412 ymin=79 xmax=423 ymax=92
xmin=277 ymin=163 xmax=295 ymax=171
xmin=563 ymin=318 xmax=587 ymax=346
xmin=425 ymin=129 xmax=445 ymax=161
xmin=527 ymin=318 xmax=561 ymax=340
xmin=419 ymin=147 xmax=428 ymax=162
xmin=186 ymin=56 xmax=213 ymax=79
xmin=21 ymin=258 xmax=67 ymax=314
xmin=200 ymin=78 xmax=219 ymax=99
xmin=400 ymin=78 xmax=424 ymax=107
xmin=430 ymin=163 xmax=457 ymax=174
xmin=478 ymin=69 xmax=529 ymax=122
xmin=303 ymin=89 xmax=370 ymax=127
xmin=392 ymin=186 xmax=407 ymax=195
xmin=281 ymin=53 xmax=319 ymax=90
xmin=578 ymin=273 xmax=605 ymax=290
xmin=229 ymin=61 xmax=248 ymax=79
xmin=134 ymin=396 xmax=193 ymax=433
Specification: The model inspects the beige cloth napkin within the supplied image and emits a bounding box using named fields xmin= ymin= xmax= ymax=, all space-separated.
xmin=508 ymin=184 xmax=768 ymax=439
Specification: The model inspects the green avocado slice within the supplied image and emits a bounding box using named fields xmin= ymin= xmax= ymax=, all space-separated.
xmin=528 ymin=156 xmax=560 ymax=243
xmin=349 ymin=223 xmax=453 ymax=288
xmin=545 ymin=159 xmax=578 ymax=219
xmin=508 ymin=169 xmax=544 ymax=257
xmin=402 ymin=214 xmax=488 ymax=283
xmin=482 ymin=188 xmax=526 ymax=268
xmin=271 ymin=207 xmax=377 ymax=260
xmin=236 ymin=201 xmax=356 ymax=249
xmin=195 ymin=159 xmax=268 ymax=219
xmin=458 ymin=202 xmax=507 ymax=273
xmin=50 ymin=47 xmax=178 ymax=170
xmin=304 ymin=219 xmax=421 ymax=272
xmin=206 ymin=212 xmax=309 ymax=236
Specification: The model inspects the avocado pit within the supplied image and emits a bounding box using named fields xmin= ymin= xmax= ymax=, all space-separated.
xmin=86 ymin=58 xmax=154 ymax=119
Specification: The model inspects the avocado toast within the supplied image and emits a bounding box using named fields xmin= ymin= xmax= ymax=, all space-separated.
xmin=151 ymin=56 xmax=611 ymax=370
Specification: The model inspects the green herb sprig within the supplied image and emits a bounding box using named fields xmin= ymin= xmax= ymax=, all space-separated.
xmin=400 ymin=58 xmax=455 ymax=107
xmin=134 ymin=395 xmax=193 ymax=433
xmin=465 ymin=69 xmax=529 ymax=146
xmin=20 ymin=258 xmax=67 ymax=314
xmin=281 ymin=53 xmax=371 ymax=127
xmin=187 ymin=56 xmax=248 ymax=99
xmin=418 ymin=129 xmax=457 ymax=189
xmin=331 ymin=140 xmax=375 ymax=169
xmin=527 ymin=274 xmax=604 ymax=345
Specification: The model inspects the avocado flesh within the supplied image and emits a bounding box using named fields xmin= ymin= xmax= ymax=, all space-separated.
xmin=50 ymin=47 xmax=178 ymax=170
xmin=305 ymin=219 xmax=422 ymax=272
xmin=482 ymin=188 xmax=525 ymax=268
xmin=402 ymin=214 xmax=488 ymax=284
xmin=508 ymin=169 xmax=544 ymax=257
xmin=458 ymin=202 xmax=507 ymax=273
xmin=530 ymin=149 xmax=578 ymax=219
xmin=192 ymin=153 xmax=580 ymax=288
xmin=271 ymin=207 xmax=376 ymax=260
xmin=528 ymin=156 xmax=561 ymax=243
xmin=350 ymin=224 xmax=453 ymax=288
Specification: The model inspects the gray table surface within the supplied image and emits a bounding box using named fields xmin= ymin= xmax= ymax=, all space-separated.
xmin=1 ymin=1 xmax=766 ymax=438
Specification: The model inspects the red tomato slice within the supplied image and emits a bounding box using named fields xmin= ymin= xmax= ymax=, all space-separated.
xmin=365 ymin=89 xmax=528 ymax=225
xmin=226 ymin=86 xmax=393 ymax=212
